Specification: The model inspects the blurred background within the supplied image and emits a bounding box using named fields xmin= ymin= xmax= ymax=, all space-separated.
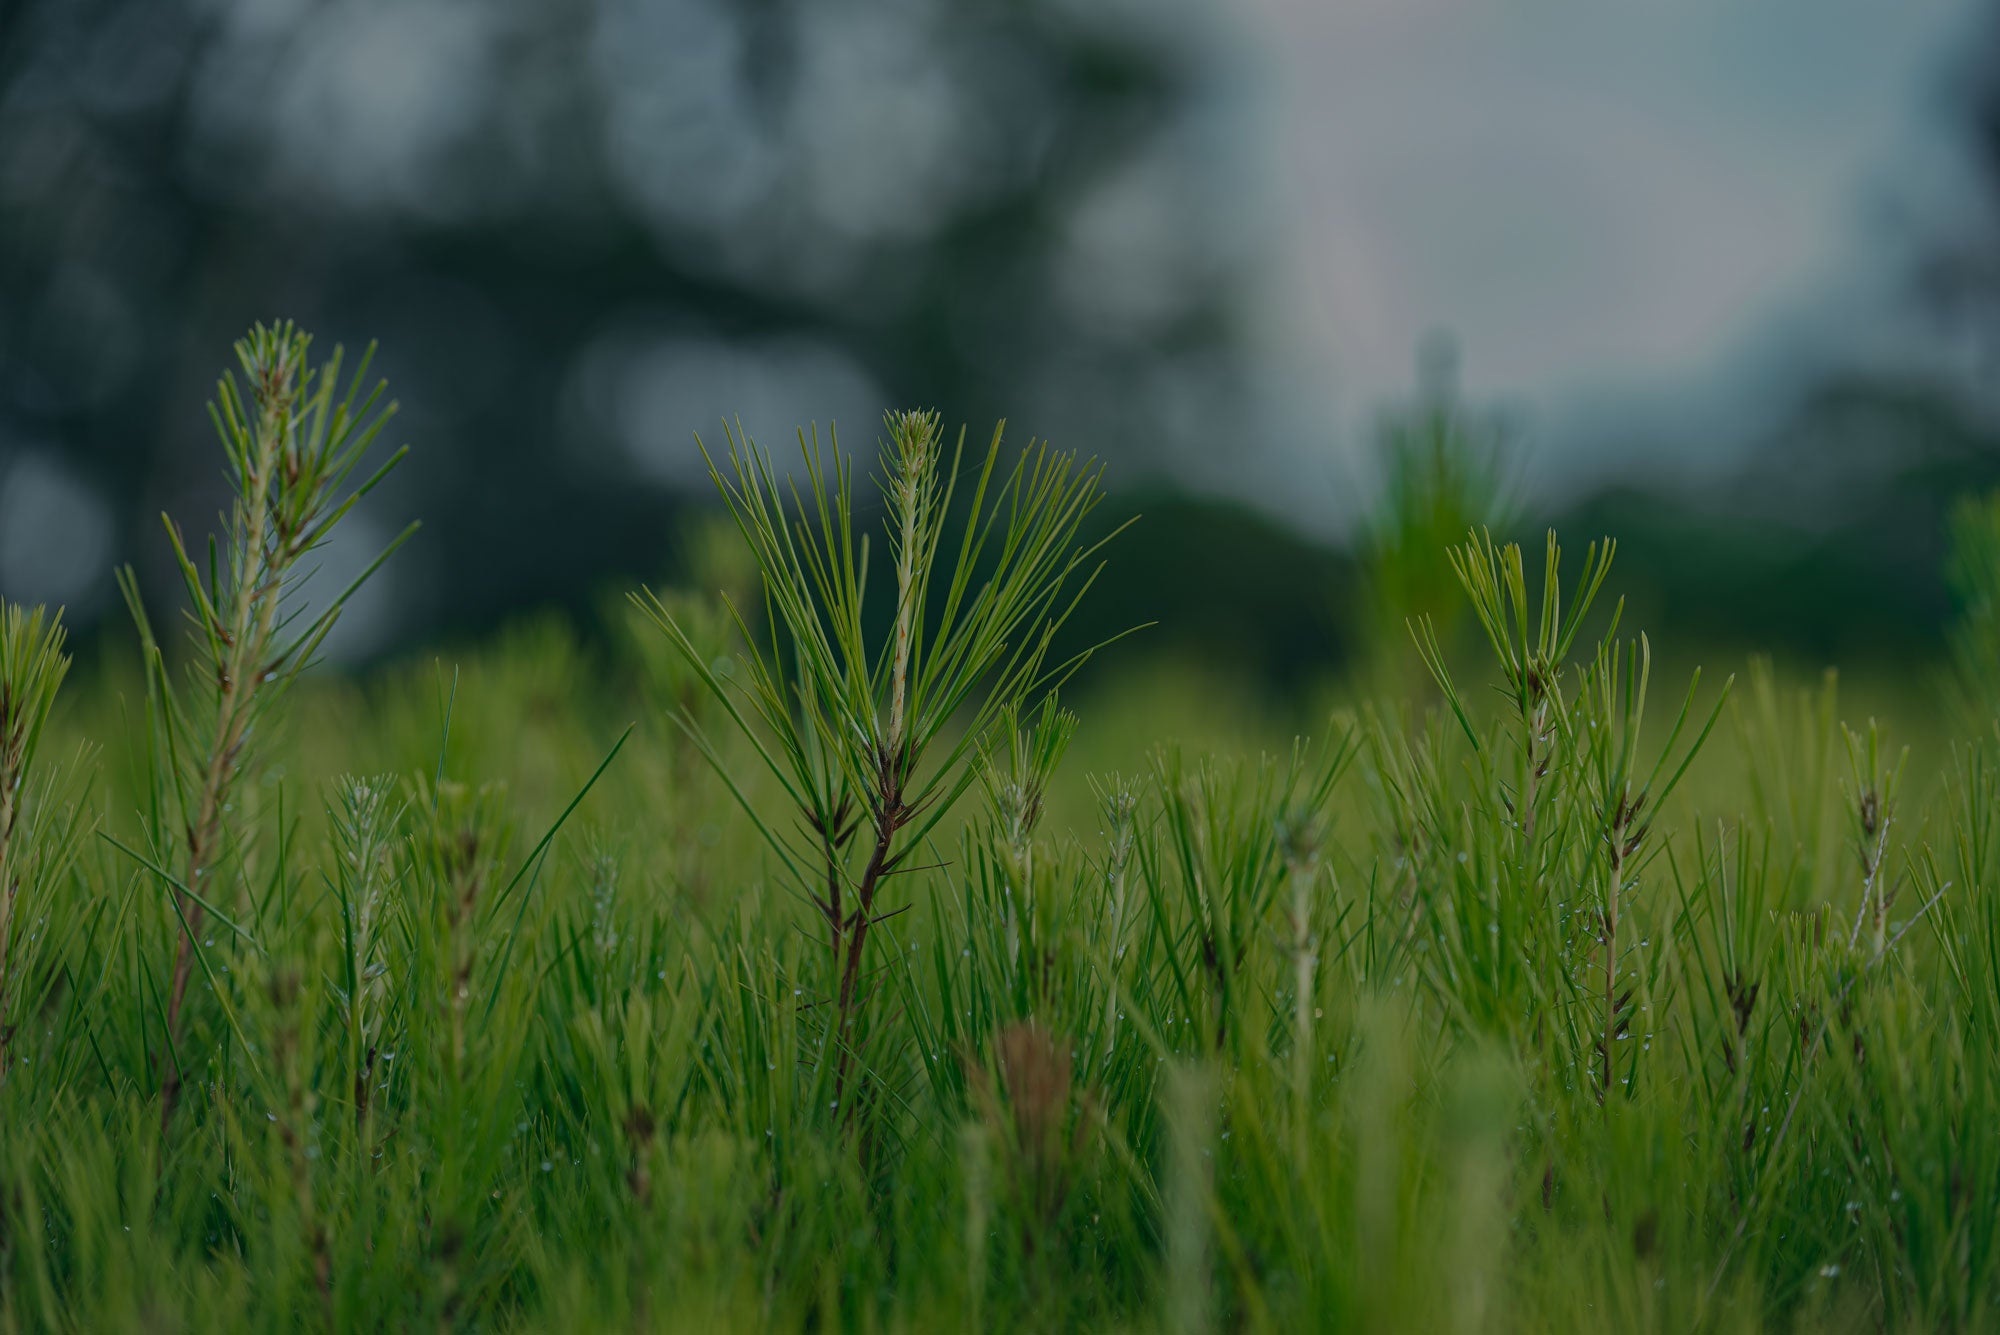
xmin=7 ymin=0 xmax=2000 ymax=700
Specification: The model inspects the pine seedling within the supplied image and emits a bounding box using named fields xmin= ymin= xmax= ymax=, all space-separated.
xmin=914 ymin=722 xmax=1126 ymax=1129
xmin=1413 ymin=529 xmax=1618 ymax=845
xmin=0 ymin=601 xmax=72 ymax=1084
xmin=635 ymin=409 xmax=1118 ymax=1108
xmin=1839 ymin=721 xmax=1907 ymax=960
xmin=1578 ymin=633 xmax=1729 ymax=1101
xmin=1093 ymin=773 xmax=1141 ymax=1065
xmin=966 ymin=705 xmax=1088 ymax=1026
xmin=410 ymin=777 xmax=513 ymax=1082
xmin=980 ymin=697 xmax=1078 ymax=998
xmin=1276 ymin=728 xmax=1356 ymax=1105
xmin=1143 ymin=737 xmax=1348 ymax=1053
xmin=329 ymin=773 xmax=403 ymax=1130
xmin=984 ymin=698 xmax=1077 ymax=872
xmin=121 ymin=322 xmax=413 ymax=1122
xmin=1404 ymin=530 xmax=1625 ymax=1042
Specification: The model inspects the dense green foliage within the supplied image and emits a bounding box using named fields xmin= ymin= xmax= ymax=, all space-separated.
xmin=2 ymin=328 xmax=1999 ymax=1332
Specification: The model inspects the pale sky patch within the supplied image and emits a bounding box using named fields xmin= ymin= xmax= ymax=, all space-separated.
xmin=1229 ymin=0 xmax=1987 ymax=509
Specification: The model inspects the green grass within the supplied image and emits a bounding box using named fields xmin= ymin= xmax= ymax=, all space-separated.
xmin=1 ymin=325 xmax=1998 ymax=1332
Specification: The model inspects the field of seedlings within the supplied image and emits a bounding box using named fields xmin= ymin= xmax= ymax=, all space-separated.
xmin=2 ymin=324 xmax=1998 ymax=1332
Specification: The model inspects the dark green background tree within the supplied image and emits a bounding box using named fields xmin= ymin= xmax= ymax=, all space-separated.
xmin=0 ymin=0 xmax=1265 ymax=654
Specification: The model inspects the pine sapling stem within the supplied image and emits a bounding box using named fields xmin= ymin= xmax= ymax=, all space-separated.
xmin=1847 ymin=790 xmax=1893 ymax=960
xmin=154 ymin=326 xmax=406 ymax=1128
xmin=1521 ymin=680 xmax=1551 ymax=845
xmin=1598 ymin=789 xmax=1639 ymax=1105
xmin=163 ymin=362 xmax=292 ymax=1121
xmin=830 ymin=410 xmax=936 ymax=1112
xmin=834 ymin=790 xmax=903 ymax=1108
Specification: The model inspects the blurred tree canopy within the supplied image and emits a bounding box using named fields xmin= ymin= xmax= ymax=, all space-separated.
xmin=0 ymin=0 xmax=1268 ymax=656
xmin=18 ymin=0 xmax=2000 ymax=686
